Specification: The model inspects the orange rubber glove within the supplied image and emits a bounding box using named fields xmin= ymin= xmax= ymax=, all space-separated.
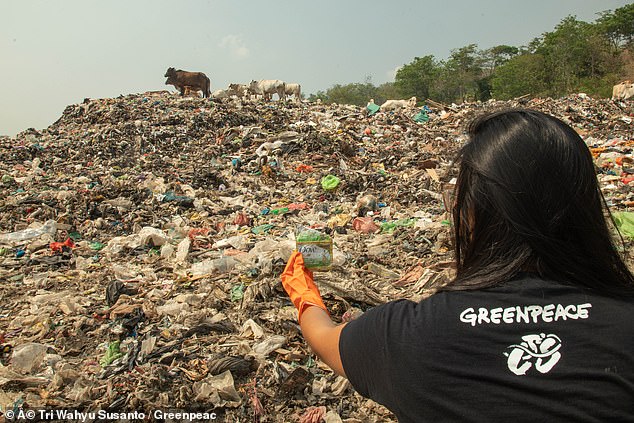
xmin=281 ymin=251 xmax=329 ymax=322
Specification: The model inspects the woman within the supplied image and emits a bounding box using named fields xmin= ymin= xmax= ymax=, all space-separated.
xmin=281 ymin=109 xmax=634 ymax=422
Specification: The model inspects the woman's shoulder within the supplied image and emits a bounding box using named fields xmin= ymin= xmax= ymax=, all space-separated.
xmin=352 ymin=274 xmax=634 ymax=330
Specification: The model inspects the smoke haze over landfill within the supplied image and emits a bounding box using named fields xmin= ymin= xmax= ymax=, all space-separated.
xmin=1 ymin=0 xmax=631 ymax=136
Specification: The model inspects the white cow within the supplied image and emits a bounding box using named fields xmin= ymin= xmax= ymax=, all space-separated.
xmin=285 ymin=83 xmax=302 ymax=101
xmin=249 ymin=80 xmax=286 ymax=101
xmin=211 ymin=89 xmax=231 ymax=99
xmin=612 ymin=81 xmax=634 ymax=100
xmin=228 ymin=83 xmax=250 ymax=99
xmin=380 ymin=96 xmax=417 ymax=111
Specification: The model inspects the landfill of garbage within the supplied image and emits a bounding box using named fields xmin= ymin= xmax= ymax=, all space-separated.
xmin=0 ymin=91 xmax=632 ymax=422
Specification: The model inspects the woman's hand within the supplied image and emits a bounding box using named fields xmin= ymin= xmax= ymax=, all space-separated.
xmin=281 ymin=251 xmax=329 ymax=322
xmin=281 ymin=251 xmax=346 ymax=377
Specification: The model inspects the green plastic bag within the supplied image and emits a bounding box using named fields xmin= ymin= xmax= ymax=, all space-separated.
xmin=231 ymin=283 xmax=245 ymax=302
xmin=413 ymin=109 xmax=429 ymax=123
xmin=613 ymin=212 xmax=634 ymax=239
xmin=99 ymin=341 xmax=123 ymax=367
xmin=321 ymin=175 xmax=340 ymax=191
xmin=251 ymin=224 xmax=274 ymax=234
xmin=90 ymin=241 xmax=105 ymax=250
xmin=162 ymin=191 xmax=194 ymax=207
xmin=380 ymin=218 xmax=416 ymax=234
xmin=366 ymin=103 xmax=380 ymax=117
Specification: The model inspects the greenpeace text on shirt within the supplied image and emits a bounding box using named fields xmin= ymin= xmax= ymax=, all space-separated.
xmin=459 ymin=303 xmax=592 ymax=327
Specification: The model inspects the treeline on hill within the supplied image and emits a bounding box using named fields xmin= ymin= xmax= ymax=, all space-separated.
xmin=309 ymin=5 xmax=634 ymax=106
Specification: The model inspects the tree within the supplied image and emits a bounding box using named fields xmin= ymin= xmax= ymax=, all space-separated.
xmin=483 ymin=45 xmax=520 ymax=74
xmin=536 ymin=16 xmax=595 ymax=96
xmin=307 ymin=6 xmax=634 ymax=103
xmin=490 ymin=54 xmax=547 ymax=99
xmin=477 ymin=45 xmax=518 ymax=100
xmin=322 ymin=81 xmax=376 ymax=106
xmin=375 ymin=82 xmax=400 ymax=105
xmin=596 ymin=3 xmax=634 ymax=50
xmin=308 ymin=90 xmax=330 ymax=103
xmin=438 ymin=44 xmax=485 ymax=101
xmin=595 ymin=4 xmax=634 ymax=84
xmin=394 ymin=56 xmax=440 ymax=101
xmin=307 ymin=79 xmax=399 ymax=107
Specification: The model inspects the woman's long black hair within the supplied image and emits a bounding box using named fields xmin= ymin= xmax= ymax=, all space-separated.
xmin=444 ymin=108 xmax=634 ymax=296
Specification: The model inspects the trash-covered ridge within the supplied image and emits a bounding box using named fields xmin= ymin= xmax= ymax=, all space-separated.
xmin=0 ymin=92 xmax=632 ymax=422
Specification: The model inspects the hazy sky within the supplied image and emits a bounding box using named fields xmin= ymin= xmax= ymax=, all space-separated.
xmin=1 ymin=0 xmax=631 ymax=136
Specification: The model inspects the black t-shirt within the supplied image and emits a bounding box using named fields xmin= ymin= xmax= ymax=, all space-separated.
xmin=339 ymin=275 xmax=634 ymax=422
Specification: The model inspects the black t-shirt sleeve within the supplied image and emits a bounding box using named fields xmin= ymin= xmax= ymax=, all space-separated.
xmin=339 ymin=299 xmax=415 ymax=404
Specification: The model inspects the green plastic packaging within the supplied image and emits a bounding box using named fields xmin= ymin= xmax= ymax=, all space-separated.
xmin=296 ymin=228 xmax=333 ymax=271
xmin=321 ymin=175 xmax=341 ymax=191
xmin=366 ymin=103 xmax=380 ymax=117
xmin=613 ymin=211 xmax=634 ymax=239
xmin=99 ymin=341 xmax=123 ymax=367
xmin=413 ymin=109 xmax=429 ymax=123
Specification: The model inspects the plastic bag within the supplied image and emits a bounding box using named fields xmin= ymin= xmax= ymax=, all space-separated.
xmin=613 ymin=212 xmax=634 ymax=239
xmin=0 ymin=220 xmax=57 ymax=243
xmin=320 ymin=175 xmax=340 ymax=191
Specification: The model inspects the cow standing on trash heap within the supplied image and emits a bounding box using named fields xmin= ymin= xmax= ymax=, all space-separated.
xmin=212 ymin=84 xmax=252 ymax=100
xmin=248 ymin=80 xmax=286 ymax=101
xmin=228 ymin=83 xmax=250 ymax=99
xmin=211 ymin=89 xmax=231 ymax=99
xmin=164 ymin=67 xmax=211 ymax=98
xmin=612 ymin=80 xmax=634 ymax=100
xmin=380 ymin=96 xmax=417 ymax=111
xmin=284 ymin=83 xmax=302 ymax=102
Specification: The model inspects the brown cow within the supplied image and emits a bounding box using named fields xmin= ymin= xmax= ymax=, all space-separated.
xmin=164 ymin=67 xmax=211 ymax=98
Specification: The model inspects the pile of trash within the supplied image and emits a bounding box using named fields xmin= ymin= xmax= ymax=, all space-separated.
xmin=0 ymin=92 xmax=632 ymax=422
